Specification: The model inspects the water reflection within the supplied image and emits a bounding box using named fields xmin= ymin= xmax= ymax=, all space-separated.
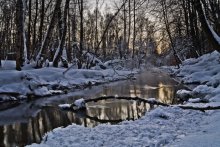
xmin=0 ymin=100 xmax=150 ymax=147
xmin=0 ymin=69 xmax=182 ymax=147
xmin=98 ymin=71 xmax=179 ymax=104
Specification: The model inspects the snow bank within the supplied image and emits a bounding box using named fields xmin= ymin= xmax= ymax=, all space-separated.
xmin=176 ymin=51 xmax=220 ymax=84
xmin=0 ymin=67 xmax=137 ymax=102
xmin=58 ymin=104 xmax=71 ymax=109
xmin=173 ymin=51 xmax=220 ymax=101
xmin=28 ymin=50 xmax=220 ymax=147
xmin=73 ymin=98 xmax=85 ymax=108
xmin=28 ymin=107 xmax=205 ymax=147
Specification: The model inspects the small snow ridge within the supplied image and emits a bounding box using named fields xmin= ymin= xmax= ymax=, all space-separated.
xmin=149 ymin=107 xmax=173 ymax=119
xmin=176 ymin=89 xmax=192 ymax=100
xmin=33 ymin=87 xmax=51 ymax=96
xmin=58 ymin=104 xmax=71 ymax=109
xmin=73 ymin=98 xmax=86 ymax=109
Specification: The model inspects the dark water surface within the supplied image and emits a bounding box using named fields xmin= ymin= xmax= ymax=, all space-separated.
xmin=0 ymin=69 xmax=182 ymax=147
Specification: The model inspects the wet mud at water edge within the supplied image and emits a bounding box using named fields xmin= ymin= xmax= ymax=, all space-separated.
xmin=0 ymin=69 xmax=184 ymax=147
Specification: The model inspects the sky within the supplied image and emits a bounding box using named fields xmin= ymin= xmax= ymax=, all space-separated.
xmin=87 ymin=0 xmax=121 ymax=12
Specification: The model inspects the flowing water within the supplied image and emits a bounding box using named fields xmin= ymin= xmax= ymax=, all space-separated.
xmin=0 ymin=69 xmax=183 ymax=147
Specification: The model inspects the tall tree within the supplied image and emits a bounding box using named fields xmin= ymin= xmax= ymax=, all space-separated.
xmin=72 ymin=0 xmax=77 ymax=43
xmin=38 ymin=0 xmax=44 ymax=44
xmin=53 ymin=0 xmax=70 ymax=67
xmin=123 ymin=0 xmax=127 ymax=56
xmin=75 ymin=0 xmax=84 ymax=69
xmin=36 ymin=0 xmax=62 ymax=68
xmin=95 ymin=0 xmax=99 ymax=51
xmin=15 ymin=0 xmax=23 ymax=70
xmin=22 ymin=0 xmax=28 ymax=63
xmin=32 ymin=0 xmax=38 ymax=57
xmin=79 ymin=0 xmax=84 ymax=52
xmin=194 ymin=0 xmax=220 ymax=51
xmin=161 ymin=0 xmax=181 ymax=66
xmin=128 ymin=0 xmax=131 ymax=51
xmin=132 ymin=0 xmax=136 ymax=58
xmin=27 ymin=0 xmax=32 ymax=59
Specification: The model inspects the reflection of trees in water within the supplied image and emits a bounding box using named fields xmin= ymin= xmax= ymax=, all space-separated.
xmin=158 ymin=83 xmax=175 ymax=104
xmin=86 ymin=100 xmax=149 ymax=122
xmin=98 ymin=72 xmax=178 ymax=104
xmin=0 ymin=100 xmax=149 ymax=147
xmin=0 ymin=107 xmax=71 ymax=147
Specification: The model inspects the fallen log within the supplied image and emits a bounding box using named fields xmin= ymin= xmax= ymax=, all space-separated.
xmin=178 ymin=105 xmax=220 ymax=112
xmin=68 ymin=96 xmax=220 ymax=112
xmin=70 ymin=96 xmax=169 ymax=109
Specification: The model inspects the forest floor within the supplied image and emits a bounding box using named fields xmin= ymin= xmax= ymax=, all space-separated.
xmin=27 ymin=51 xmax=220 ymax=147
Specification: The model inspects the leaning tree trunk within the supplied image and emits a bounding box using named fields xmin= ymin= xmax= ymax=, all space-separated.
xmin=194 ymin=0 xmax=220 ymax=52
xmin=161 ymin=0 xmax=181 ymax=67
xmin=53 ymin=0 xmax=70 ymax=67
xmin=35 ymin=0 xmax=62 ymax=68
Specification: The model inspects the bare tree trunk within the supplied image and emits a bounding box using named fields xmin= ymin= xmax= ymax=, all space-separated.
xmin=36 ymin=0 xmax=62 ymax=68
xmin=194 ymin=0 xmax=220 ymax=51
xmin=22 ymin=0 xmax=28 ymax=63
xmin=66 ymin=5 xmax=72 ymax=62
xmin=76 ymin=0 xmax=84 ymax=69
xmin=123 ymin=0 xmax=127 ymax=58
xmin=181 ymin=0 xmax=189 ymax=36
xmin=32 ymin=0 xmax=38 ymax=58
xmin=72 ymin=0 xmax=77 ymax=43
xmin=79 ymin=0 xmax=84 ymax=53
xmin=128 ymin=0 xmax=131 ymax=54
xmin=187 ymin=0 xmax=200 ymax=57
xmin=95 ymin=0 xmax=99 ymax=53
xmin=57 ymin=2 xmax=62 ymax=39
xmin=53 ymin=0 xmax=70 ymax=67
xmin=132 ymin=0 xmax=136 ymax=58
xmin=15 ymin=0 xmax=23 ymax=71
xmin=27 ymin=0 xmax=32 ymax=59
xmin=161 ymin=0 xmax=181 ymax=67
xmin=38 ymin=0 xmax=44 ymax=44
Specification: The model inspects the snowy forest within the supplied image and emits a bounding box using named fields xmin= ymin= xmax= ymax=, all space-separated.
xmin=0 ymin=0 xmax=220 ymax=147
xmin=0 ymin=0 xmax=219 ymax=70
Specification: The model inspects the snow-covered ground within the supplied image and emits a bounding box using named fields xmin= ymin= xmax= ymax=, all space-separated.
xmin=0 ymin=61 xmax=137 ymax=102
xmin=28 ymin=51 xmax=220 ymax=146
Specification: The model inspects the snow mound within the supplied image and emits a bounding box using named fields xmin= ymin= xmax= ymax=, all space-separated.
xmin=28 ymin=107 xmax=204 ymax=147
xmin=173 ymin=51 xmax=220 ymax=102
xmin=58 ymin=104 xmax=71 ymax=109
xmin=73 ymin=98 xmax=85 ymax=108
xmin=28 ymin=50 xmax=220 ymax=147
xmin=176 ymin=89 xmax=192 ymax=100
xmin=0 ymin=67 xmax=137 ymax=101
